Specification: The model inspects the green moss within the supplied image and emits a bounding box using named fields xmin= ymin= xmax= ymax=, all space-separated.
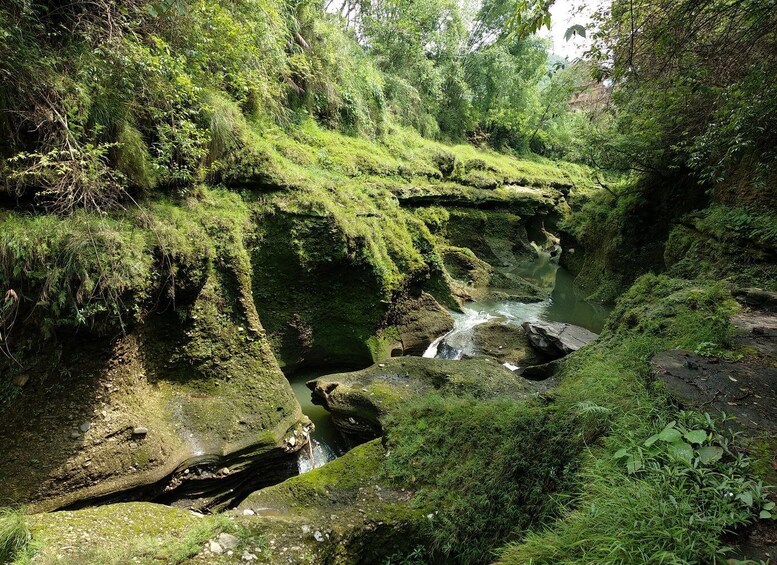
xmin=308 ymin=357 xmax=533 ymax=432
xmin=383 ymin=395 xmax=577 ymax=564
xmin=665 ymin=205 xmax=777 ymax=290
xmin=25 ymin=503 xmax=235 ymax=564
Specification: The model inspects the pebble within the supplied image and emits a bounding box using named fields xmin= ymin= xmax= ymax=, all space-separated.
xmin=80 ymin=422 xmax=91 ymax=433
xmin=132 ymin=427 xmax=148 ymax=437
xmin=217 ymin=532 xmax=240 ymax=550
xmin=242 ymin=508 xmax=255 ymax=516
xmin=209 ymin=541 xmax=223 ymax=555
xmin=313 ymin=531 xmax=325 ymax=542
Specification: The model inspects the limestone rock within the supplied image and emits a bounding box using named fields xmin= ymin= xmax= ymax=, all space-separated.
xmin=521 ymin=321 xmax=598 ymax=359
xmin=390 ymin=292 xmax=454 ymax=356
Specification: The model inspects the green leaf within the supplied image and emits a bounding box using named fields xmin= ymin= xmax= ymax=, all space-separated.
xmin=760 ymin=510 xmax=772 ymax=519
xmin=684 ymin=429 xmax=707 ymax=444
xmin=613 ymin=448 xmax=629 ymax=459
xmin=737 ymin=492 xmax=753 ymax=506
xmin=658 ymin=426 xmax=682 ymax=443
xmin=626 ymin=454 xmax=643 ymax=474
xmin=697 ymin=445 xmax=723 ymax=464
xmin=643 ymin=434 xmax=660 ymax=447
xmin=763 ymin=502 xmax=775 ymax=511
xmin=668 ymin=441 xmax=693 ymax=464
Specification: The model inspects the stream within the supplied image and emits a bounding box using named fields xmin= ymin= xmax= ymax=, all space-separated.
xmin=289 ymin=253 xmax=610 ymax=473
xmin=289 ymin=370 xmax=351 ymax=473
xmin=425 ymin=254 xmax=610 ymax=360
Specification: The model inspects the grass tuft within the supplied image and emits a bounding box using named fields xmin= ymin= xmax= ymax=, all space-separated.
xmin=0 ymin=507 xmax=31 ymax=563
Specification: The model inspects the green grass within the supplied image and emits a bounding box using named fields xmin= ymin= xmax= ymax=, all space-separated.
xmin=493 ymin=275 xmax=771 ymax=564
xmin=0 ymin=508 xmax=31 ymax=563
xmin=383 ymin=395 xmax=578 ymax=564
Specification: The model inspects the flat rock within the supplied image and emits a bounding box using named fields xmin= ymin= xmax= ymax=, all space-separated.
xmin=521 ymin=321 xmax=598 ymax=359
xmin=217 ymin=532 xmax=240 ymax=550
xmin=471 ymin=320 xmax=545 ymax=367
xmin=651 ymin=350 xmax=777 ymax=435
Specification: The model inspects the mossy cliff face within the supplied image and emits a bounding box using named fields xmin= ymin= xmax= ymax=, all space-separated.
xmin=248 ymin=204 xmax=453 ymax=370
xmin=241 ymin=123 xmax=590 ymax=371
xmin=0 ymin=191 xmax=306 ymax=512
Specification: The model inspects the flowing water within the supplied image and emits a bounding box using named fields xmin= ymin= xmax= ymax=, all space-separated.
xmin=424 ymin=254 xmax=610 ymax=360
xmin=288 ymin=370 xmax=350 ymax=473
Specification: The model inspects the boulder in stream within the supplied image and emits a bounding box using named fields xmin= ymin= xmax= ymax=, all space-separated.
xmin=521 ymin=320 xmax=598 ymax=359
xmin=307 ymin=357 xmax=535 ymax=439
xmin=471 ymin=320 xmax=545 ymax=367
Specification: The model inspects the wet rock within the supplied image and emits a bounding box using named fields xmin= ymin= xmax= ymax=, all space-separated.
xmin=522 ymin=321 xmax=598 ymax=359
xmin=391 ymin=292 xmax=454 ymax=356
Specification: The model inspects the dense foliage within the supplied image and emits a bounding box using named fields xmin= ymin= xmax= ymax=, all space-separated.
xmin=0 ymin=0 xmax=580 ymax=215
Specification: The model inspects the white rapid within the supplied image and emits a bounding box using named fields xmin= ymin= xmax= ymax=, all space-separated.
xmin=423 ymin=307 xmax=496 ymax=359
xmin=297 ymin=438 xmax=338 ymax=474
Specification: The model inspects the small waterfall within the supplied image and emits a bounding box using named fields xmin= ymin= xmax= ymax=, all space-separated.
xmin=422 ymin=307 xmax=495 ymax=359
xmin=297 ymin=439 xmax=337 ymax=474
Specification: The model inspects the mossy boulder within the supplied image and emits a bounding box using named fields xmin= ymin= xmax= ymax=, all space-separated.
xmin=307 ymin=357 xmax=534 ymax=439
xmin=24 ymin=502 xmax=228 ymax=563
xmin=235 ymin=439 xmax=425 ymax=564
xmin=471 ymin=320 xmax=546 ymax=367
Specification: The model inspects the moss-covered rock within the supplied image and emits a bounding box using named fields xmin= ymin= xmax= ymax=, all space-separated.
xmin=307 ymin=357 xmax=534 ymax=438
xmin=25 ymin=502 xmax=230 ymax=564
xmin=470 ymin=319 xmax=545 ymax=366
xmin=0 ymin=191 xmax=306 ymax=512
xmin=234 ymin=439 xmax=424 ymax=565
